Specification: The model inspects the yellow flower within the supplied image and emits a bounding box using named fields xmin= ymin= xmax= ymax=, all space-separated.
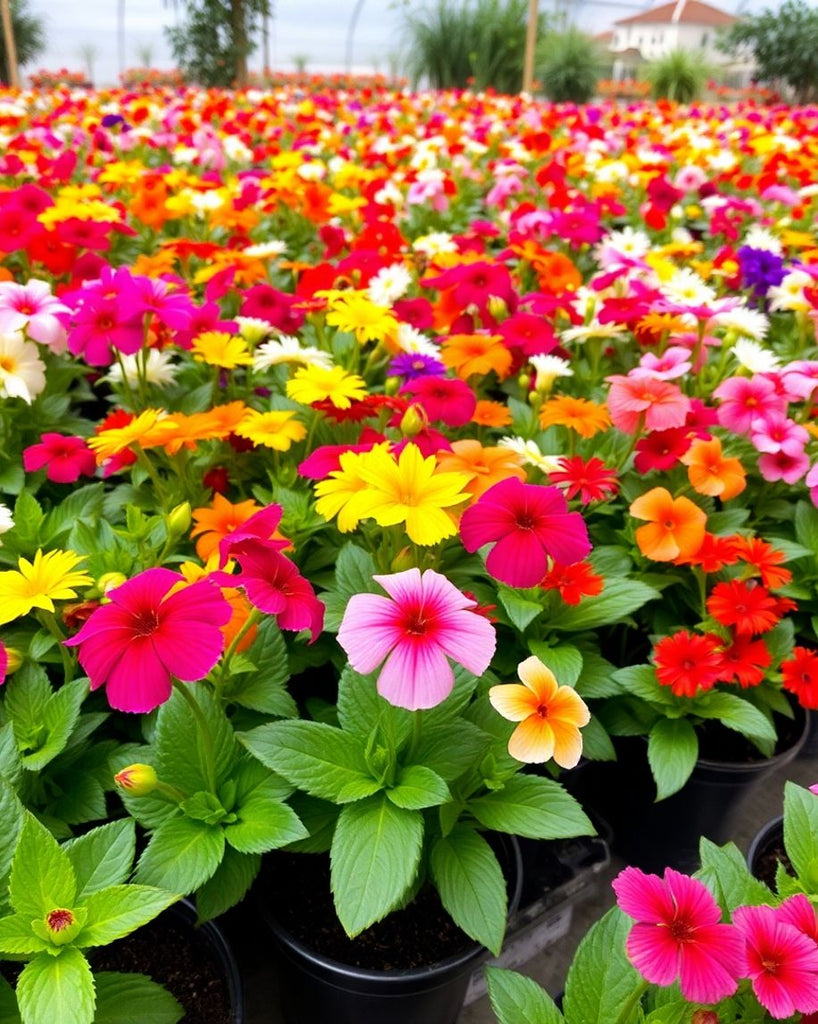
xmin=234 ymin=410 xmax=307 ymax=451
xmin=314 ymin=447 xmax=383 ymax=533
xmin=0 ymin=549 xmax=93 ymax=625
xmin=191 ymin=331 xmax=253 ymax=370
xmin=286 ymin=365 xmax=367 ymax=409
xmin=87 ymin=409 xmax=168 ymax=463
xmin=324 ymin=291 xmax=398 ymax=344
xmin=355 ymin=444 xmax=472 ymax=546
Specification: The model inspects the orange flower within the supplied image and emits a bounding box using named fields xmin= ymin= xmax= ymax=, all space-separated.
xmin=733 ymin=536 xmax=792 ymax=590
xmin=435 ymin=440 xmax=526 ymax=500
xmin=489 ymin=655 xmax=590 ymax=767
xmin=179 ymin=559 xmax=257 ymax=653
xmin=190 ymin=494 xmax=262 ymax=561
xmin=472 ymin=400 xmax=512 ymax=428
xmin=630 ymin=487 xmax=706 ymax=562
xmin=539 ymin=396 xmax=611 ymax=439
xmin=680 ymin=438 xmax=746 ymax=501
xmin=440 ymin=333 xmax=512 ymax=380
xmin=534 ymin=252 xmax=582 ymax=294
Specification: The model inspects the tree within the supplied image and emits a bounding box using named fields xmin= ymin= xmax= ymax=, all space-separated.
xmin=165 ymin=0 xmax=272 ymax=87
xmin=0 ymin=0 xmax=45 ymax=84
xmin=720 ymin=0 xmax=818 ymax=104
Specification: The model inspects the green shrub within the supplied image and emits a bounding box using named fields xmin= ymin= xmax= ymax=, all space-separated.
xmin=647 ymin=49 xmax=709 ymax=102
xmin=536 ymin=27 xmax=602 ymax=103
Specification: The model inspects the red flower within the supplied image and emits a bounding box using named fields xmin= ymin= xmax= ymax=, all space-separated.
xmin=782 ymin=647 xmax=818 ymax=708
xmin=400 ymin=376 xmax=476 ymax=427
xmin=634 ymin=428 xmax=692 ymax=474
xmin=653 ymin=631 xmax=724 ymax=697
xmin=548 ymin=456 xmax=618 ymax=504
xmin=716 ymin=635 xmax=772 ymax=687
xmin=680 ymin=533 xmax=741 ymax=573
xmin=733 ymin=536 xmax=792 ymax=590
xmin=23 ymin=434 xmax=96 ymax=484
xmin=707 ymin=580 xmax=781 ymax=635
xmin=541 ymin=561 xmax=604 ymax=605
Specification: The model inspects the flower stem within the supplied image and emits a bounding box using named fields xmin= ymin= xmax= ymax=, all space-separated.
xmin=614 ymin=980 xmax=649 ymax=1024
xmin=172 ymin=678 xmax=218 ymax=795
xmin=38 ymin=611 xmax=75 ymax=684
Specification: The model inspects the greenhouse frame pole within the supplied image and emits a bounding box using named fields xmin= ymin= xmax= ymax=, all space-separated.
xmin=522 ymin=0 xmax=538 ymax=93
xmin=1 ymin=0 xmax=19 ymax=88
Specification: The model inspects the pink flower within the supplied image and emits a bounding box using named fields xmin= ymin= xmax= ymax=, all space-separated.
xmin=613 ymin=866 xmax=744 ymax=1005
xmin=0 ymin=641 xmax=6 ymax=686
xmin=64 ymin=568 xmax=232 ymax=713
xmin=23 ymin=433 xmax=96 ymax=483
xmin=782 ymin=360 xmax=818 ymax=400
xmin=750 ymin=412 xmax=809 ymax=457
xmin=606 ymin=374 xmax=691 ymax=434
xmin=460 ymin=478 xmax=591 ymax=587
xmin=758 ymin=449 xmax=810 ymax=484
xmin=733 ymin=902 xmax=818 ymax=1019
xmin=337 ymin=568 xmax=496 ymax=711
xmin=634 ymin=346 xmax=692 ymax=381
xmin=807 ymin=463 xmax=818 ymax=507
xmin=714 ymin=375 xmax=786 ymax=434
xmin=217 ymin=503 xmax=288 ymax=567
xmin=0 ymin=279 xmax=69 ymax=351
xmin=400 ymin=376 xmax=476 ymax=427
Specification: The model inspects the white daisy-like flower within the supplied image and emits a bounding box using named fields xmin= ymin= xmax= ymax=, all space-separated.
xmin=712 ymin=306 xmax=769 ymax=341
xmin=742 ymin=225 xmax=782 ymax=255
xmin=498 ymin=436 xmax=562 ymax=474
xmin=732 ymin=338 xmax=780 ymax=374
xmin=236 ymin=317 xmax=274 ymax=346
xmin=244 ymin=240 xmax=287 ymax=260
xmin=768 ymin=269 xmax=813 ymax=313
xmin=297 ymin=161 xmax=327 ymax=182
xmin=190 ymin=190 xmax=226 ymax=213
xmin=529 ymin=355 xmax=573 ymax=392
xmin=223 ymin=135 xmax=252 ymax=163
xmin=413 ymin=232 xmax=457 ymax=256
xmin=596 ymin=226 xmax=651 ymax=260
xmin=367 ymin=263 xmax=413 ymax=307
xmin=392 ymin=323 xmax=441 ymax=359
xmin=660 ymin=267 xmax=717 ymax=307
xmin=253 ymin=335 xmax=334 ymax=372
xmin=561 ymin=321 xmax=628 ymax=345
xmin=0 ymin=331 xmax=46 ymax=404
xmin=105 ymin=349 xmax=177 ymax=388
xmin=0 ymin=502 xmax=13 ymax=543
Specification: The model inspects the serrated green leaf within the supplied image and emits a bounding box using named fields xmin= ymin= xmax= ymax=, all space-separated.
xmin=323 ymin=543 xmax=381 ymax=631
xmin=227 ymin=619 xmax=298 ymax=717
xmin=784 ymin=781 xmax=818 ymax=891
xmin=63 ymin=820 xmax=136 ymax=900
xmin=10 ymin=816 xmax=76 ymax=919
xmin=697 ymin=839 xmax=772 ymax=913
xmin=764 ymin=619 xmax=794 ymax=667
xmin=563 ymin=908 xmax=640 ymax=1024
xmin=497 ymin=585 xmax=543 ymax=632
xmin=337 ymin=665 xmax=413 ymax=746
xmin=12 ymin=491 xmax=45 ymax=546
xmin=431 ymin=826 xmax=506 ymax=955
xmin=546 ymin=579 xmax=660 ymax=631
xmin=135 ymin=818 xmax=224 ymax=894
xmin=387 ymin=765 xmax=449 ymax=809
xmin=578 ymin=716 xmax=616 ymax=761
xmin=611 ymin=664 xmax=673 ymax=705
xmin=0 ymin=724 xmax=22 ymax=787
xmin=695 ymin=692 xmax=777 ymax=755
xmin=648 ymin=718 xmax=698 ymax=801
xmin=0 ymin=781 xmax=23 ymax=885
xmin=409 ymin=721 xmax=490 ymax=781
xmin=331 ymin=795 xmax=422 ymax=937
xmin=93 ymin=972 xmax=183 ymax=1024
xmin=238 ymin=720 xmax=377 ymax=803
xmin=22 ymin=679 xmax=88 ymax=771
xmin=0 ymin=914 xmax=49 ymax=955
xmin=486 ymin=967 xmax=564 ymax=1024
xmin=155 ymin=688 xmax=236 ymax=794
xmin=195 ymin=846 xmax=260 ymax=923
xmin=17 ymin=948 xmax=95 ymax=1024
xmin=574 ymin=650 xmax=620 ymax=699
xmin=5 ymin=663 xmax=51 ymax=740
xmin=527 ymin=643 xmax=583 ymax=687
xmin=225 ymin=797 xmax=307 ymax=854
xmin=0 ymin=973 xmax=20 ymax=1024
xmin=77 ymin=886 xmax=179 ymax=947
xmin=469 ymin=776 xmax=594 ymax=840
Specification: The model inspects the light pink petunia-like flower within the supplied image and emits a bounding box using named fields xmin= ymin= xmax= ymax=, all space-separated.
xmin=606 ymin=374 xmax=691 ymax=434
xmin=64 ymin=567 xmax=232 ymax=713
xmin=714 ymin=375 xmax=786 ymax=434
xmin=0 ymin=278 xmax=70 ymax=351
xmin=750 ymin=412 xmax=809 ymax=457
xmin=758 ymin=448 xmax=810 ymax=484
xmin=613 ymin=865 xmax=744 ymax=1005
xmin=337 ymin=568 xmax=496 ymax=711
xmin=733 ymin=901 xmax=818 ymax=1019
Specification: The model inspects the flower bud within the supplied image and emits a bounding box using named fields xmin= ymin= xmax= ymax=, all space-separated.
xmin=166 ymin=501 xmax=192 ymax=538
xmin=487 ymin=294 xmax=507 ymax=319
xmin=384 ymin=375 xmax=400 ymax=396
xmin=98 ymin=572 xmax=127 ymax=596
xmin=114 ymin=763 xmax=158 ymax=796
xmin=692 ymin=1012 xmax=719 ymax=1024
xmin=4 ymin=647 xmax=22 ymax=674
xmin=390 ymin=547 xmax=415 ymax=573
xmin=400 ymin=404 xmax=426 ymax=437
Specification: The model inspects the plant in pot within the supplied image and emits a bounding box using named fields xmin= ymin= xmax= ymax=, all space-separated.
xmin=748 ymin=779 xmax=818 ymax=896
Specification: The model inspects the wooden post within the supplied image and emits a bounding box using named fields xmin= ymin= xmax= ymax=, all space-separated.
xmin=1 ymin=0 xmax=19 ymax=89
xmin=522 ymin=0 xmax=538 ymax=94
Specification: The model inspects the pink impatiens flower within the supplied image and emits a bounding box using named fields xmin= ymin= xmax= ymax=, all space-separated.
xmin=613 ymin=865 xmax=744 ymax=1005
xmin=733 ymin=900 xmax=818 ymax=1019
xmin=23 ymin=433 xmax=96 ymax=483
xmin=0 ymin=278 xmax=69 ymax=351
xmin=714 ymin=375 xmax=786 ymax=434
xmin=337 ymin=567 xmax=496 ymax=711
xmin=606 ymin=374 xmax=691 ymax=434
xmin=460 ymin=478 xmax=591 ymax=588
xmin=64 ymin=567 xmax=232 ymax=713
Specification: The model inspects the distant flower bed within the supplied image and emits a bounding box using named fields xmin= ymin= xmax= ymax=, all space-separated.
xmin=28 ymin=68 xmax=90 ymax=89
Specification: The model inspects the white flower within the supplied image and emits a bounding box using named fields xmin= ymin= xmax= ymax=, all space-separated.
xmin=367 ymin=263 xmax=412 ymax=307
xmin=105 ymin=349 xmax=177 ymax=388
xmin=413 ymin=232 xmax=457 ymax=256
xmin=732 ymin=338 xmax=780 ymax=374
xmin=0 ymin=502 xmax=13 ymax=543
xmin=712 ymin=306 xmax=769 ymax=341
xmin=498 ymin=436 xmax=562 ymax=473
xmin=222 ymin=135 xmax=252 ymax=163
xmin=392 ymin=323 xmax=441 ymax=359
xmin=529 ymin=355 xmax=573 ymax=392
xmin=190 ymin=190 xmax=226 ymax=213
xmin=253 ymin=335 xmax=334 ymax=371
xmin=561 ymin=321 xmax=628 ymax=345
xmin=596 ymin=226 xmax=651 ymax=260
xmin=236 ymin=317 xmax=274 ymax=346
xmin=297 ymin=161 xmax=326 ymax=182
xmin=244 ymin=240 xmax=287 ymax=259
xmin=742 ymin=225 xmax=782 ymax=255
xmin=660 ymin=268 xmax=717 ymax=307
xmin=768 ymin=269 xmax=812 ymax=312
xmin=0 ymin=331 xmax=45 ymax=403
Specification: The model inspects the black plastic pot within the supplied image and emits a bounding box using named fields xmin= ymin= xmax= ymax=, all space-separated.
xmin=260 ymin=836 xmax=522 ymax=1024
xmin=747 ymin=815 xmax=785 ymax=886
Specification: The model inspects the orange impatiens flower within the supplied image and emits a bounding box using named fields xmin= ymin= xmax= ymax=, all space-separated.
xmin=680 ymin=438 xmax=746 ymax=501
xmin=190 ymin=494 xmax=262 ymax=561
xmin=435 ymin=440 xmax=526 ymax=501
xmin=440 ymin=333 xmax=512 ymax=380
xmin=539 ymin=395 xmax=611 ymax=439
xmin=489 ymin=656 xmax=590 ymax=767
xmin=471 ymin=400 xmax=512 ymax=428
xmin=629 ymin=487 xmax=706 ymax=562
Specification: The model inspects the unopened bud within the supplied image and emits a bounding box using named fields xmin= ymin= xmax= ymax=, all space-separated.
xmin=4 ymin=647 xmax=22 ymax=674
xmin=166 ymin=501 xmax=191 ymax=537
xmin=518 ymin=372 xmax=531 ymax=395
xmin=31 ymin=906 xmax=86 ymax=946
xmin=390 ymin=547 xmax=415 ymax=573
xmin=98 ymin=572 xmax=127 ymax=596
xmin=384 ymin=375 xmax=400 ymax=396
xmin=692 ymin=1012 xmax=719 ymax=1024
xmin=400 ymin=404 xmax=426 ymax=437
xmin=487 ymin=295 xmax=507 ymax=319
xmin=114 ymin=763 xmax=158 ymax=796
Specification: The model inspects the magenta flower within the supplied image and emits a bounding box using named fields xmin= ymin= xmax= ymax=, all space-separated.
xmin=64 ymin=568 xmax=232 ymax=713
xmin=400 ymin=376 xmax=476 ymax=427
xmin=0 ymin=279 xmax=69 ymax=351
xmin=23 ymin=433 xmax=96 ymax=484
xmin=217 ymin=503 xmax=288 ymax=567
xmin=337 ymin=568 xmax=496 ymax=711
xmin=613 ymin=866 xmax=744 ymax=1005
xmin=460 ymin=478 xmax=591 ymax=588
xmin=758 ymin=448 xmax=810 ymax=484
xmin=0 ymin=641 xmax=6 ymax=686
xmin=714 ymin=375 xmax=786 ymax=434
xmin=733 ymin=901 xmax=818 ymax=1019
xmin=750 ymin=412 xmax=809 ymax=457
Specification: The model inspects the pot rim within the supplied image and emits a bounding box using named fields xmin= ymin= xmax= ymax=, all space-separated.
xmin=746 ymin=814 xmax=784 ymax=876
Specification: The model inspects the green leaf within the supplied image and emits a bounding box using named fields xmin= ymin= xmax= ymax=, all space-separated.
xmin=10 ymin=816 xmax=76 ymax=920
xmin=4 ymin=663 xmax=51 ymax=739
xmin=574 ymin=650 xmax=620 ymax=699
xmin=562 ymin=908 xmax=641 ymax=1024
xmin=12 ymin=491 xmax=45 ymax=546
xmin=644 ymin=1001 xmax=692 ymax=1024
xmin=469 ymin=776 xmax=594 ymax=840
xmin=282 ymin=794 xmax=338 ymax=854
xmin=697 ymin=839 xmax=772 ymax=913
xmin=0 ymin=723 xmax=22 ymax=788
xmin=238 ymin=720 xmax=378 ymax=803
xmin=409 ymin=721 xmax=491 ymax=781
xmin=17 ymin=948 xmax=95 ymax=1024
xmin=331 ymin=795 xmax=423 ymax=937
xmin=22 ymin=678 xmax=88 ymax=771
xmin=486 ymin=967 xmax=564 ymax=1024
xmin=63 ymin=820 xmax=136 ymax=900
xmin=611 ymin=664 xmax=672 ymax=705
xmin=227 ymin=619 xmax=298 ymax=717
xmin=337 ymin=665 xmax=412 ymax=747
xmin=135 ymin=818 xmax=224 ymax=894
xmin=0 ymin=914 xmax=50 ymax=955
xmin=546 ymin=579 xmax=660 ymax=631
xmin=155 ymin=689 xmax=236 ymax=794
xmin=195 ymin=847 xmax=260 ymax=923
xmin=77 ymin=887 xmax=179 ymax=947
xmin=0 ymin=974 xmax=20 ymax=1024
xmin=323 ymin=543 xmax=380 ymax=631
xmin=694 ymin=692 xmax=777 ymax=756
xmin=764 ymin=618 xmax=794 ymax=667
xmin=578 ymin=716 xmax=616 ymax=761
xmin=430 ymin=826 xmax=506 ymax=955
xmin=0 ymin=781 xmax=24 ymax=886
xmin=497 ymin=585 xmax=543 ymax=632
xmin=784 ymin=781 xmax=818 ymax=890
xmin=648 ymin=718 xmax=698 ymax=801
xmin=527 ymin=643 xmax=583 ymax=687
xmin=387 ymin=765 xmax=449 ymax=810
xmin=225 ymin=797 xmax=307 ymax=854
xmin=795 ymin=500 xmax=818 ymax=554
xmin=93 ymin=972 xmax=183 ymax=1024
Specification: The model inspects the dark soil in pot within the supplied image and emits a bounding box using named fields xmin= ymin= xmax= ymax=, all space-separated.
xmin=748 ymin=817 xmax=793 ymax=890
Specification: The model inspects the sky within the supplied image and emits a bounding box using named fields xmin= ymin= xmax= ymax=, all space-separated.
xmin=22 ymin=0 xmax=757 ymax=88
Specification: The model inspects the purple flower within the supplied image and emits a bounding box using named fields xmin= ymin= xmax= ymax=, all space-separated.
xmin=388 ymin=352 xmax=446 ymax=380
xmin=738 ymin=246 xmax=786 ymax=299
